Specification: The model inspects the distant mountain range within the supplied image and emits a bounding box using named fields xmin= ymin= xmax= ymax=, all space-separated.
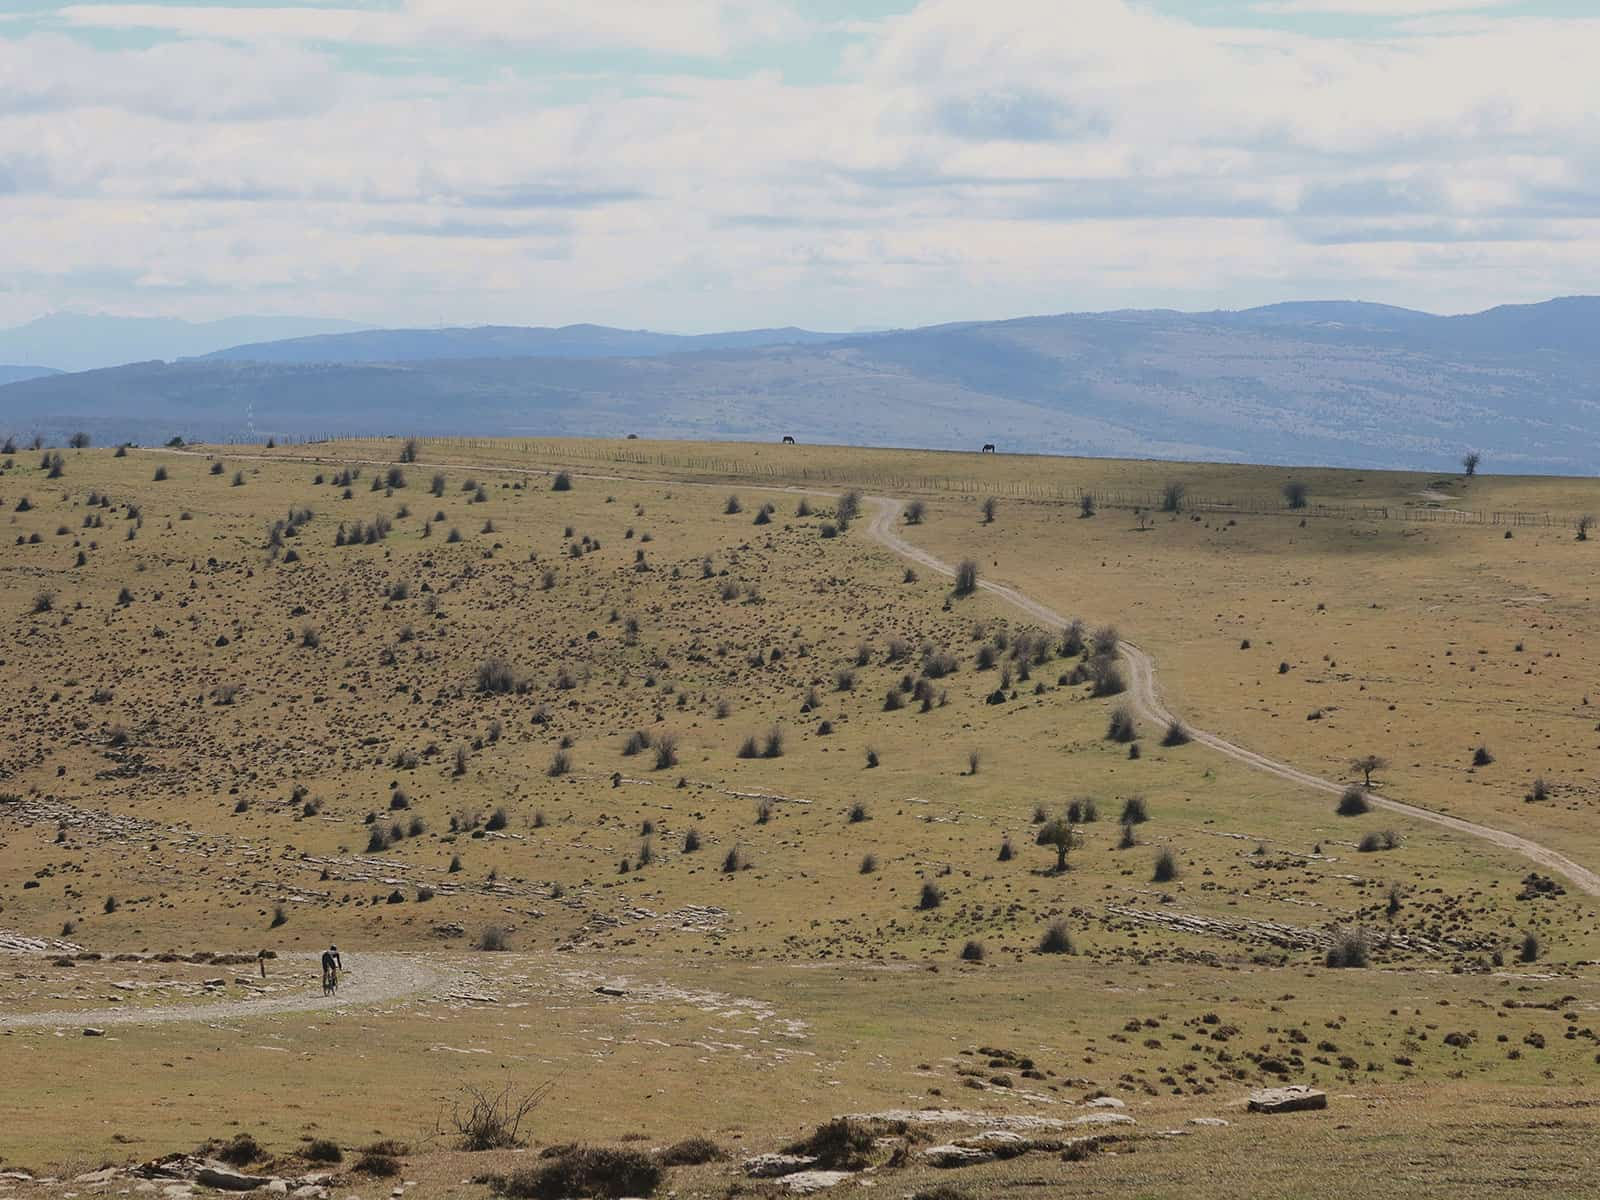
xmin=0 ymin=314 xmax=369 ymax=373
xmin=0 ymin=364 xmax=60 ymax=386
xmin=195 ymin=324 xmax=850 ymax=365
xmin=3 ymin=298 xmax=1598 ymax=472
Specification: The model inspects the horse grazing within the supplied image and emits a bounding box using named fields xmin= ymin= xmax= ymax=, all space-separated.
xmin=981 ymin=443 xmax=996 ymax=454
xmin=782 ymin=435 xmax=796 ymax=445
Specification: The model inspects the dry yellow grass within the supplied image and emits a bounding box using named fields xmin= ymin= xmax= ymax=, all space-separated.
xmin=3 ymin=436 xmax=1599 ymax=1196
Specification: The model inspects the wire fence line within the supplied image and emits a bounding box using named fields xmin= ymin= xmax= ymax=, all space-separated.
xmin=230 ymin=433 xmax=1583 ymax=531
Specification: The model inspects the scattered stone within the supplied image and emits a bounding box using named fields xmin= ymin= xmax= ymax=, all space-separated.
xmin=83 ymin=1027 xmax=107 ymax=1037
xmin=743 ymin=1154 xmax=818 ymax=1178
xmin=594 ymin=985 xmax=628 ymax=997
xmin=1248 ymin=1086 xmax=1327 ymax=1114
xmin=780 ymin=1170 xmax=854 ymax=1194
xmin=74 ymin=1167 xmax=120 ymax=1184
xmin=194 ymin=1164 xmax=275 ymax=1191
xmin=1187 ymin=1117 xmax=1230 ymax=1127
xmin=922 ymin=1144 xmax=995 ymax=1168
xmin=1071 ymin=1112 xmax=1135 ymax=1127
xmin=1085 ymin=1096 xmax=1126 ymax=1109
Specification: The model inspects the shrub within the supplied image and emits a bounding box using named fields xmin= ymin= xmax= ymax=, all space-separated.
xmin=1358 ymin=830 xmax=1401 ymax=852
xmin=304 ymin=1139 xmax=343 ymax=1163
xmin=859 ymin=853 xmax=878 ymax=873
xmin=443 ymin=1083 xmax=546 ymax=1151
xmin=1526 ymin=777 xmax=1550 ymax=802
xmin=486 ymin=806 xmax=509 ymax=831
xmin=847 ymin=801 xmax=869 ymax=823
xmin=883 ymin=687 xmax=904 ymax=712
xmin=762 ymin=726 xmax=785 ymax=758
xmin=475 ymin=657 xmax=520 ymax=694
xmin=1325 ymin=928 xmax=1371 ymax=968
xmin=1337 ymin=786 xmax=1370 ymax=816
xmin=683 ymin=827 xmax=701 ymax=852
xmin=736 ymin=735 xmax=759 ymax=759
xmin=960 ymin=939 xmax=985 ymax=962
xmin=653 ymin=734 xmax=679 ymax=770
xmin=216 ymin=1133 xmax=264 ymax=1166
xmin=917 ymin=882 xmax=943 ymax=910
xmin=477 ymin=926 xmax=510 ymax=951
xmin=1472 ymin=745 xmax=1494 ymax=767
xmin=492 ymin=1147 xmax=660 ymax=1199
xmin=1152 ymin=848 xmax=1179 ymax=882
xmin=552 ymin=471 xmax=572 ymax=491
xmin=1120 ymin=794 xmax=1149 ymax=824
xmin=1519 ymin=931 xmax=1540 ymax=963
xmin=905 ymin=499 xmax=926 ymax=524
xmin=548 ymin=750 xmax=572 ymax=777
xmin=1038 ymin=920 xmax=1074 ymax=954
xmin=1161 ymin=719 xmax=1191 ymax=747
xmin=953 ymin=559 xmax=979 ymax=597
xmin=1283 ymin=480 xmax=1309 ymax=509
xmin=786 ymin=1118 xmax=874 ymax=1170
xmin=622 ymin=730 xmax=652 ymax=756
xmin=1106 ymin=706 xmax=1136 ymax=742
xmin=980 ymin=496 xmax=998 ymax=524
xmin=153 ymin=465 xmax=168 ymax=481
xmin=721 ymin=847 xmax=747 ymax=873
xmin=655 ymin=1137 xmax=726 ymax=1166
xmin=355 ymin=1153 xmax=400 ymax=1177
xmin=724 ymin=494 xmax=743 ymax=514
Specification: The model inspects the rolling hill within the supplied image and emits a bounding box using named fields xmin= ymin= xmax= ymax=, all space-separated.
xmin=195 ymin=323 xmax=851 ymax=364
xmin=2 ymin=298 xmax=1597 ymax=472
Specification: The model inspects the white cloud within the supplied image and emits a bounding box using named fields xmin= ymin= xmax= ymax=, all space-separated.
xmin=56 ymin=1 xmax=807 ymax=56
xmin=3 ymin=0 xmax=1600 ymax=328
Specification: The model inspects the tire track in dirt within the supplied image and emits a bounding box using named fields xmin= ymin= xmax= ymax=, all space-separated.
xmin=0 ymin=952 xmax=451 ymax=1028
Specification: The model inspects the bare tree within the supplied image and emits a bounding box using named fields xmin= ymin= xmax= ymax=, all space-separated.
xmin=980 ymin=496 xmax=998 ymax=524
xmin=1578 ymin=514 xmax=1594 ymax=542
xmin=68 ymin=431 xmax=91 ymax=449
xmin=1160 ymin=482 xmax=1185 ymax=513
xmin=1351 ymin=754 xmax=1388 ymax=788
xmin=1079 ymin=493 xmax=1096 ymax=518
xmin=1461 ymin=450 xmax=1480 ymax=477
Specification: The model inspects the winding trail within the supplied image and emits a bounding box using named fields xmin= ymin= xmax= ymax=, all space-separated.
xmin=864 ymin=497 xmax=1600 ymax=898
xmin=0 ymin=953 xmax=449 ymax=1029
xmin=148 ymin=445 xmax=1600 ymax=896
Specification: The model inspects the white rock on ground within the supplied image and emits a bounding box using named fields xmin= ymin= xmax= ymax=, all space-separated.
xmin=743 ymin=1154 xmax=819 ymax=1178
xmin=780 ymin=1170 xmax=856 ymax=1193
xmin=1247 ymin=1086 xmax=1328 ymax=1114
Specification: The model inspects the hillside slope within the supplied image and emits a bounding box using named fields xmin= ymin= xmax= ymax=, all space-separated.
xmin=3 ymin=299 xmax=1598 ymax=471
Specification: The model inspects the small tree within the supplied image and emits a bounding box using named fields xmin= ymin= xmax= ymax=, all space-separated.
xmin=1079 ymin=493 xmax=1096 ymax=518
xmin=1578 ymin=514 xmax=1594 ymax=542
xmin=1160 ymin=482 xmax=1185 ymax=513
xmin=68 ymin=431 xmax=91 ymax=449
xmin=1283 ymin=480 xmax=1309 ymax=509
xmin=1036 ymin=817 xmax=1078 ymax=873
xmin=1351 ymin=754 xmax=1388 ymax=788
xmin=400 ymin=438 xmax=420 ymax=464
xmin=980 ymin=496 xmax=998 ymax=524
xmin=1462 ymin=450 xmax=1480 ymax=477
xmin=905 ymin=499 xmax=926 ymax=525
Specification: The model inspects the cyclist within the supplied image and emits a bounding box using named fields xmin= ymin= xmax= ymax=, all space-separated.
xmin=321 ymin=945 xmax=342 ymax=994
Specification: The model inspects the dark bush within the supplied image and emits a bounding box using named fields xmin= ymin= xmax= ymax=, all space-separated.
xmin=1106 ymin=706 xmax=1136 ymax=742
xmin=1337 ymin=786 xmax=1370 ymax=816
xmin=493 ymin=1147 xmax=660 ymax=1199
xmin=1038 ymin=920 xmax=1074 ymax=954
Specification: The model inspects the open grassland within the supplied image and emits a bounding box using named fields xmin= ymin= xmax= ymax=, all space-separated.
xmin=3 ymin=437 xmax=1599 ymax=1196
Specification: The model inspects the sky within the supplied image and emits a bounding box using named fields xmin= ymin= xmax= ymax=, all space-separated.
xmin=2 ymin=0 xmax=1598 ymax=331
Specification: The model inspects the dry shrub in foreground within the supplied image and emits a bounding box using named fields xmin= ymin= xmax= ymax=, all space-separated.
xmin=441 ymin=1082 xmax=554 ymax=1151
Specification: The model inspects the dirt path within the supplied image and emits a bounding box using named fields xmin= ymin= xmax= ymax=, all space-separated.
xmin=863 ymin=497 xmax=1600 ymax=898
xmin=151 ymin=445 xmax=1600 ymax=896
xmin=0 ymin=953 xmax=449 ymax=1029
